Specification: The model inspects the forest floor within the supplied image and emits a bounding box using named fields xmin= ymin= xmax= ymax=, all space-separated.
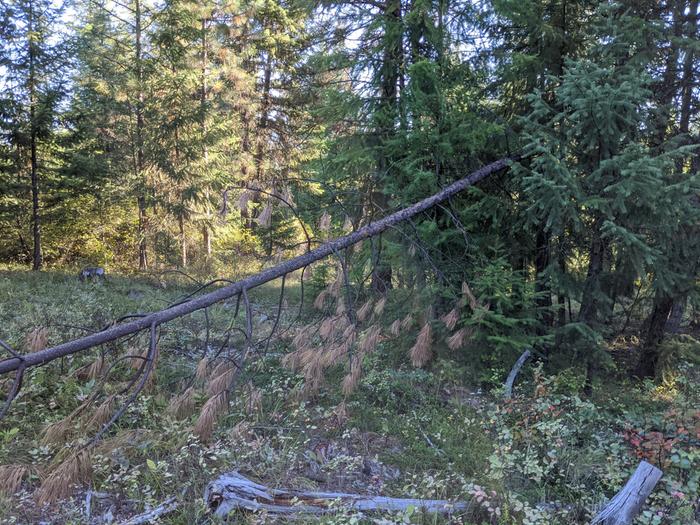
xmin=0 ymin=270 xmax=698 ymax=525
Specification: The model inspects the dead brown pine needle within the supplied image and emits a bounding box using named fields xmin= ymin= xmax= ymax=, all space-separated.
xmin=194 ymin=391 xmax=229 ymax=442
xmin=342 ymin=357 xmax=362 ymax=396
xmin=319 ymin=211 xmax=332 ymax=231
xmin=313 ymin=290 xmax=328 ymax=311
xmin=25 ymin=327 xmax=48 ymax=353
xmin=42 ymin=418 xmax=73 ymax=446
xmin=244 ymin=382 xmax=262 ymax=415
xmin=257 ymin=204 xmax=272 ymax=227
xmin=373 ymin=297 xmax=387 ymax=316
xmin=281 ymin=349 xmax=302 ymax=371
xmin=462 ymin=282 xmax=479 ymax=310
xmin=238 ymin=190 xmax=251 ymax=211
xmin=206 ymin=367 xmax=235 ymax=397
xmin=446 ymin=327 xmax=469 ymax=350
xmin=195 ymin=357 xmax=210 ymax=382
xmin=328 ymin=269 xmax=343 ymax=298
xmin=293 ymin=328 xmax=310 ymax=351
xmin=75 ymin=355 xmax=105 ymax=381
xmin=35 ymin=449 xmax=92 ymax=505
xmin=319 ymin=317 xmax=335 ymax=340
xmin=128 ymin=345 xmax=150 ymax=370
xmin=86 ymin=395 xmax=115 ymax=430
xmin=0 ymin=464 xmax=29 ymax=495
xmin=410 ymin=323 xmax=433 ymax=368
xmin=441 ymin=308 xmax=460 ymax=331
xmin=168 ymin=387 xmax=196 ymax=419
xmin=357 ymin=299 xmax=373 ymax=322
xmin=359 ymin=325 xmax=381 ymax=355
xmin=389 ymin=319 xmax=402 ymax=337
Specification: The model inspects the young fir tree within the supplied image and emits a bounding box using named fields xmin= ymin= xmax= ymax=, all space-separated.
xmin=0 ymin=0 xmax=68 ymax=269
xmin=515 ymin=5 xmax=699 ymax=384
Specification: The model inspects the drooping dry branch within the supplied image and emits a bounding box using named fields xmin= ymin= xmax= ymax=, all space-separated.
xmin=0 ymin=157 xmax=517 ymax=382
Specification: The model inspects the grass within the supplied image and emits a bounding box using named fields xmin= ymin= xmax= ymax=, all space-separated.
xmin=0 ymin=269 xmax=698 ymax=524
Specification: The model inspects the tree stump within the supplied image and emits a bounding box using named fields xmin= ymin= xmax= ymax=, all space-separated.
xmin=591 ymin=461 xmax=663 ymax=525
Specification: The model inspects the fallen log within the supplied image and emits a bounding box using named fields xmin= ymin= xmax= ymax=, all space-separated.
xmin=503 ymin=349 xmax=531 ymax=399
xmin=119 ymin=497 xmax=178 ymax=525
xmin=591 ymin=461 xmax=663 ymax=525
xmin=205 ymin=471 xmax=470 ymax=517
xmin=0 ymin=156 xmax=518 ymax=378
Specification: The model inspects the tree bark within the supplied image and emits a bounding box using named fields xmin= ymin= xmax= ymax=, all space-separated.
xmin=179 ymin=215 xmax=187 ymax=268
xmin=504 ymin=349 xmax=531 ymax=399
xmin=642 ymin=0 xmax=698 ymax=362
xmin=665 ymin=295 xmax=686 ymax=334
xmin=205 ymin=471 xmax=469 ymax=517
xmin=201 ymin=17 xmax=212 ymax=257
xmin=135 ymin=0 xmax=147 ymax=270
xmin=370 ymin=0 xmax=402 ymax=294
xmin=28 ymin=0 xmax=42 ymax=271
xmin=579 ymin=228 xmax=606 ymax=325
xmin=534 ymin=225 xmax=552 ymax=331
xmin=636 ymin=293 xmax=674 ymax=378
xmin=591 ymin=461 xmax=663 ymax=525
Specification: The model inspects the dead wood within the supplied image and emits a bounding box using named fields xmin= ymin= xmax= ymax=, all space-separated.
xmin=118 ymin=496 xmax=178 ymax=525
xmin=504 ymin=349 xmax=531 ymax=399
xmin=591 ymin=461 xmax=663 ymax=525
xmin=204 ymin=471 xmax=470 ymax=517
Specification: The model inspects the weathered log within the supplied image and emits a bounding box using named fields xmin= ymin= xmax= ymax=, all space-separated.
xmin=0 ymin=156 xmax=518 ymax=377
xmin=504 ymin=349 xmax=531 ymax=399
xmin=119 ymin=497 xmax=178 ymax=525
xmin=591 ymin=461 xmax=663 ymax=525
xmin=205 ymin=471 xmax=470 ymax=517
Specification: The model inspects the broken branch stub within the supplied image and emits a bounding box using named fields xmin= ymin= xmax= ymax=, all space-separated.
xmin=204 ymin=471 xmax=470 ymax=517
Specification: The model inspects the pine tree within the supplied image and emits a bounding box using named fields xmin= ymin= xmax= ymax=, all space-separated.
xmin=0 ymin=0 xmax=68 ymax=270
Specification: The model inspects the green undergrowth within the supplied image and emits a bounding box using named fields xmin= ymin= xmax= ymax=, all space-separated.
xmin=0 ymin=271 xmax=698 ymax=524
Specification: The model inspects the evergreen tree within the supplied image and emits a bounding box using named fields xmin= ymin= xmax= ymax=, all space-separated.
xmin=0 ymin=0 xmax=68 ymax=269
xmin=516 ymin=5 xmax=699 ymax=383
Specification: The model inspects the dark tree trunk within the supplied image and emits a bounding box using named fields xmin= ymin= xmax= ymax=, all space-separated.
xmin=665 ymin=295 xmax=686 ymax=334
xmin=579 ymin=229 xmax=606 ymax=325
xmin=580 ymin=227 xmax=607 ymax=395
xmin=28 ymin=0 xmax=42 ymax=271
xmin=636 ymin=294 xmax=674 ymax=378
xmin=371 ymin=233 xmax=392 ymax=294
xmin=370 ymin=0 xmax=402 ymax=294
xmin=534 ymin=225 xmax=552 ymax=331
xmin=138 ymin=196 xmax=147 ymax=270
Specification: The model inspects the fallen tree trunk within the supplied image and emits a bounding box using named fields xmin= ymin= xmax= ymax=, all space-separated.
xmin=0 ymin=156 xmax=517 ymax=376
xmin=205 ymin=471 xmax=470 ymax=517
xmin=591 ymin=461 xmax=663 ymax=525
